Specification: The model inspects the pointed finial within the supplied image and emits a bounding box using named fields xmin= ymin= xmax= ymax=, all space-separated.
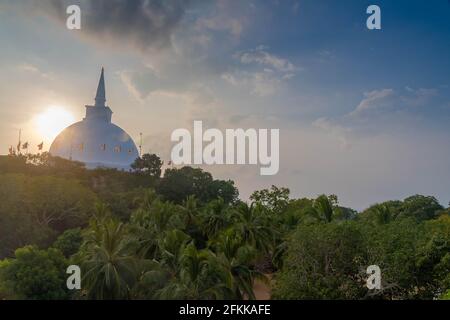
xmin=95 ymin=67 xmax=106 ymax=107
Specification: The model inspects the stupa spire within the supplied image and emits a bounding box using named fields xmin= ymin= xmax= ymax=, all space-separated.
xmin=95 ymin=67 xmax=106 ymax=107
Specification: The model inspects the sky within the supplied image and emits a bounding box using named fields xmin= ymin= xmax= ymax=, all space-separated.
xmin=0 ymin=0 xmax=449 ymax=210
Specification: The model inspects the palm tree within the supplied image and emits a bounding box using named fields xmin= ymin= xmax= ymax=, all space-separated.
xmin=211 ymin=230 xmax=267 ymax=299
xmin=129 ymin=230 xmax=192 ymax=299
xmin=373 ymin=204 xmax=393 ymax=224
xmin=305 ymin=195 xmax=340 ymax=223
xmin=132 ymin=198 xmax=182 ymax=233
xmin=230 ymin=202 xmax=274 ymax=253
xmin=128 ymin=193 xmax=184 ymax=259
xmin=81 ymin=218 xmax=138 ymax=299
xmin=200 ymin=198 xmax=231 ymax=240
xmin=180 ymin=195 xmax=199 ymax=227
xmin=155 ymin=243 xmax=232 ymax=299
xmin=157 ymin=229 xmax=191 ymax=272
xmin=131 ymin=259 xmax=172 ymax=299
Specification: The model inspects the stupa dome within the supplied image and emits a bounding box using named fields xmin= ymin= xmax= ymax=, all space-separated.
xmin=49 ymin=68 xmax=139 ymax=169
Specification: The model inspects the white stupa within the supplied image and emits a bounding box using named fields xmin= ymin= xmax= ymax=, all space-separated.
xmin=49 ymin=68 xmax=139 ymax=169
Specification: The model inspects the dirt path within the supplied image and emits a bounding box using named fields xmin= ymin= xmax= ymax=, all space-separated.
xmin=253 ymin=274 xmax=273 ymax=300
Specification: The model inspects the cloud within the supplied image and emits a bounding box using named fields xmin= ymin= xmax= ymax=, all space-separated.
xmin=400 ymin=88 xmax=438 ymax=108
xmin=18 ymin=63 xmax=40 ymax=74
xmin=349 ymin=89 xmax=394 ymax=117
xmin=194 ymin=0 xmax=249 ymax=40
xmin=120 ymin=67 xmax=186 ymax=100
xmin=15 ymin=0 xmax=197 ymax=52
xmin=119 ymin=62 xmax=219 ymax=108
xmin=312 ymin=117 xmax=352 ymax=148
xmin=222 ymin=70 xmax=282 ymax=97
xmin=236 ymin=46 xmax=298 ymax=72
xmin=17 ymin=63 xmax=54 ymax=79
xmin=196 ymin=15 xmax=243 ymax=38
xmin=222 ymin=46 xmax=298 ymax=97
xmin=349 ymin=87 xmax=442 ymax=119
xmin=313 ymin=86 xmax=447 ymax=145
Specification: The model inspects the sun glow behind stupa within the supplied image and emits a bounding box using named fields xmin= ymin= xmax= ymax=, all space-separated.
xmin=34 ymin=107 xmax=75 ymax=143
xmin=49 ymin=68 xmax=139 ymax=169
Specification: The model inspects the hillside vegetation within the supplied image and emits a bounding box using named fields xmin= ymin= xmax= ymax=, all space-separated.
xmin=0 ymin=153 xmax=448 ymax=300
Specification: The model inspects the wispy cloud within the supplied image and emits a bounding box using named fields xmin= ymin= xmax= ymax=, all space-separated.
xmin=222 ymin=46 xmax=298 ymax=97
xmin=221 ymin=70 xmax=283 ymax=97
xmin=236 ymin=46 xmax=298 ymax=72
xmin=313 ymin=87 xmax=447 ymax=145
xmin=312 ymin=117 xmax=352 ymax=149
xmin=17 ymin=63 xmax=53 ymax=79
xmin=349 ymin=89 xmax=394 ymax=117
xmin=196 ymin=15 xmax=243 ymax=39
xmin=194 ymin=0 xmax=249 ymax=40
xmin=349 ymin=87 xmax=441 ymax=119
xmin=17 ymin=63 xmax=40 ymax=73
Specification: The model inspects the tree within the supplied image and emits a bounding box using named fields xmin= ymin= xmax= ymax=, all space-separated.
xmin=200 ymin=198 xmax=232 ymax=240
xmin=229 ymin=202 xmax=274 ymax=254
xmin=26 ymin=152 xmax=86 ymax=176
xmin=0 ymin=153 xmax=86 ymax=178
xmin=305 ymin=194 xmax=342 ymax=223
xmin=79 ymin=206 xmax=138 ymax=299
xmin=157 ymin=167 xmax=238 ymax=204
xmin=53 ymin=228 xmax=83 ymax=258
xmin=0 ymin=246 xmax=69 ymax=300
xmin=135 ymin=229 xmax=232 ymax=300
xmin=80 ymin=221 xmax=138 ymax=299
xmin=250 ymin=186 xmax=290 ymax=214
xmin=0 ymin=155 xmax=28 ymax=174
xmin=180 ymin=195 xmax=199 ymax=228
xmin=128 ymin=191 xmax=184 ymax=261
xmin=155 ymin=243 xmax=232 ymax=300
xmin=358 ymin=200 xmax=402 ymax=225
xmin=179 ymin=196 xmax=205 ymax=247
xmin=157 ymin=167 xmax=212 ymax=204
xmin=208 ymin=179 xmax=239 ymax=205
xmin=415 ymin=215 xmax=450 ymax=299
xmin=362 ymin=218 xmax=425 ymax=299
xmin=397 ymin=195 xmax=443 ymax=221
xmin=211 ymin=230 xmax=266 ymax=299
xmin=131 ymin=153 xmax=163 ymax=178
xmin=273 ymin=222 xmax=367 ymax=299
xmin=26 ymin=175 xmax=96 ymax=230
xmin=0 ymin=174 xmax=97 ymax=258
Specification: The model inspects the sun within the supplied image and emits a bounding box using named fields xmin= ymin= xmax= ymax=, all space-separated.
xmin=34 ymin=106 xmax=75 ymax=142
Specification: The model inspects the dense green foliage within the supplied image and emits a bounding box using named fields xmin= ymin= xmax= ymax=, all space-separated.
xmin=0 ymin=173 xmax=97 ymax=258
xmin=0 ymin=246 xmax=69 ymax=300
xmin=131 ymin=153 xmax=163 ymax=178
xmin=0 ymin=154 xmax=448 ymax=300
xmin=274 ymin=200 xmax=450 ymax=300
xmin=157 ymin=166 xmax=239 ymax=205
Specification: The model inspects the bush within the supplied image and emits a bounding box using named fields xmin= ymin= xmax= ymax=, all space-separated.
xmin=273 ymin=222 xmax=367 ymax=299
xmin=0 ymin=246 xmax=69 ymax=300
xmin=53 ymin=228 xmax=83 ymax=258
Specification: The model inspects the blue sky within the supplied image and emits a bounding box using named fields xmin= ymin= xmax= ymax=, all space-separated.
xmin=0 ymin=0 xmax=449 ymax=209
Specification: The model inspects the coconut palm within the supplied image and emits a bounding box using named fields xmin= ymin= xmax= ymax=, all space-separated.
xmin=211 ymin=230 xmax=267 ymax=299
xmin=180 ymin=195 xmax=199 ymax=227
xmin=157 ymin=229 xmax=191 ymax=272
xmin=305 ymin=195 xmax=341 ymax=223
xmin=230 ymin=202 xmax=274 ymax=253
xmin=128 ymin=192 xmax=184 ymax=259
xmin=155 ymin=243 xmax=232 ymax=299
xmin=373 ymin=204 xmax=393 ymax=224
xmin=81 ymin=218 xmax=138 ymax=299
xmin=200 ymin=198 xmax=231 ymax=240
